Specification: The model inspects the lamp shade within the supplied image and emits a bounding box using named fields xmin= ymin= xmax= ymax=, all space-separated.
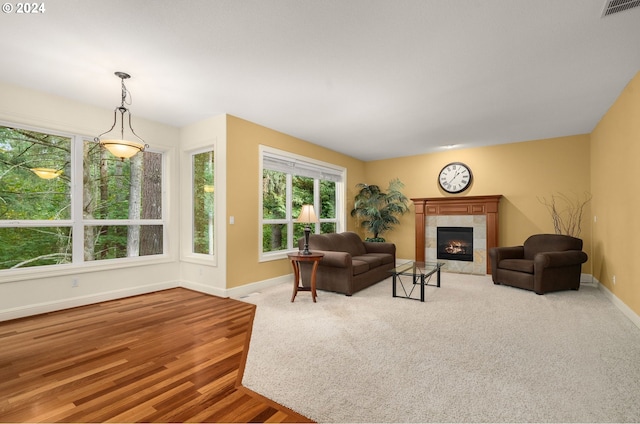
xmin=296 ymin=205 xmax=319 ymax=223
xmin=30 ymin=167 xmax=63 ymax=179
xmin=100 ymin=139 xmax=145 ymax=160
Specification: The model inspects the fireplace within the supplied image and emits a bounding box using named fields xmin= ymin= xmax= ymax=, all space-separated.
xmin=411 ymin=195 xmax=502 ymax=274
xmin=437 ymin=227 xmax=473 ymax=261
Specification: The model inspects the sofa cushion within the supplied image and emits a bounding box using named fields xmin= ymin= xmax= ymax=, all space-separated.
xmin=499 ymin=258 xmax=534 ymax=274
xmin=308 ymin=233 xmax=337 ymax=251
xmin=351 ymin=259 xmax=370 ymax=275
xmin=340 ymin=232 xmax=367 ymax=256
xmin=352 ymin=255 xmax=383 ymax=268
xmin=366 ymin=252 xmax=394 ymax=265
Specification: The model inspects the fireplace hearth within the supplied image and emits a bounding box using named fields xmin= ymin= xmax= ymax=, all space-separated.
xmin=437 ymin=226 xmax=473 ymax=262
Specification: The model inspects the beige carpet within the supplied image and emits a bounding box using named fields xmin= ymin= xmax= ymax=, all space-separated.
xmin=241 ymin=273 xmax=640 ymax=423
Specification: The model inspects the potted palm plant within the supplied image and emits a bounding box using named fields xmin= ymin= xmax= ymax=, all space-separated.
xmin=350 ymin=178 xmax=410 ymax=242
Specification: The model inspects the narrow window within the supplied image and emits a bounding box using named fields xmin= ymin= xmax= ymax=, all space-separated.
xmin=192 ymin=149 xmax=215 ymax=255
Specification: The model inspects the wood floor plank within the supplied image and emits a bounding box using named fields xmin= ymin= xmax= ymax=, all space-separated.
xmin=0 ymin=288 xmax=313 ymax=423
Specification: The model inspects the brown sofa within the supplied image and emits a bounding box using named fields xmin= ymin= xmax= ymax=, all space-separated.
xmin=297 ymin=231 xmax=396 ymax=296
xmin=489 ymin=234 xmax=588 ymax=295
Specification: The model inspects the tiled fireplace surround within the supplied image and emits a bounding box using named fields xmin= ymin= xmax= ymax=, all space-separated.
xmin=412 ymin=195 xmax=502 ymax=275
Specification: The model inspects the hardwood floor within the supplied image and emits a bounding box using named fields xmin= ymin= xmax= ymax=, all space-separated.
xmin=0 ymin=288 xmax=313 ymax=423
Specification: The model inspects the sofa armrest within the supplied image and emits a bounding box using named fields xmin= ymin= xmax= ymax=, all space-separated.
xmin=314 ymin=250 xmax=351 ymax=268
xmin=534 ymin=250 xmax=588 ymax=268
xmin=363 ymin=241 xmax=396 ymax=255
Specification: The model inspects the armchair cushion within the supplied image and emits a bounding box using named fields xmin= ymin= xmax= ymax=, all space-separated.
xmin=499 ymin=259 xmax=534 ymax=274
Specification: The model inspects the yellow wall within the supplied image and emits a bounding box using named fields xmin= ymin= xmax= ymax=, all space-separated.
xmin=225 ymin=115 xmax=366 ymax=288
xmin=363 ymin=135 xmax=592 ymax=266
xmin=591 ymin=71 xmax=640 ymax=316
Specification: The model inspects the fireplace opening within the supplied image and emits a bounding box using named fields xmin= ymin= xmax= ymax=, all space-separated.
xmin=437 ymin=227 xmax=473 ymax=262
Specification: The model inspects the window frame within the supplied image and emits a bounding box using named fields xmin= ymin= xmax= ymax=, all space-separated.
xmin=259 ymin=145 xmax=346 ymax=262
xmin=182 ymin=146 xmax=217 ymax=265
xmin=0 ymin=121 xmax=168 ymax=280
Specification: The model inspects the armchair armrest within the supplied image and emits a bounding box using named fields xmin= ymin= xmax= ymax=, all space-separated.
xmin=489 ymin=246 xmax=524 ymax=283
xmin=534 ymin=250 xmax=588 ymax=268
xmin=490 ymin=246 xmax=524 ymax=262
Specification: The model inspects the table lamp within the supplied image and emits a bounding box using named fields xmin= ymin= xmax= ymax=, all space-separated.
xmin=296 ymin=204 xmax=319 ymax=255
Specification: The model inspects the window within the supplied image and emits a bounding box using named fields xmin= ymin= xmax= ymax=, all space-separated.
xmin=260 ymin=147 xmax=344 ymax=259
xmin=0 ymin=123 xmax=165 ymax=272
xmin=192 ymin=149 xmax=215 ymax=256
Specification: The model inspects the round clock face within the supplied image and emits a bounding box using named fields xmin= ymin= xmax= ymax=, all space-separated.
xmin=438 ymin=162 xmax=473 ymax=193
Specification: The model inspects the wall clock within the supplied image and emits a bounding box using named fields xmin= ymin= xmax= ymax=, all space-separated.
xmin=438 ymin=162 xmax=473 ymax=193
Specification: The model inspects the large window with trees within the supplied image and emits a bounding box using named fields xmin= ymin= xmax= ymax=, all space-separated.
xmin=260 ymin=147 xmax=344 ymax=259
xmin=0 ymin=123 xmax=165 ymax=272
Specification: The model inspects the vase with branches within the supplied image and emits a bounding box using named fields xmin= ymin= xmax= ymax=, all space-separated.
xmin=350 ymin=178 xmax=410 ymax=242
xmin=538 ymin=192 xmax=592 ymax=237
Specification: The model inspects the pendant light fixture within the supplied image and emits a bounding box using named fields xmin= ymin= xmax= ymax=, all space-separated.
xmin=30 ymin=167 xmax=63 ymax=179
xmin=94 ymin=71 xmax=148 ymax=160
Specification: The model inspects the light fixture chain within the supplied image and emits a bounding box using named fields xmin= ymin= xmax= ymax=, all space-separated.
xmin=120 ymin=78 xmax=132 ymax=108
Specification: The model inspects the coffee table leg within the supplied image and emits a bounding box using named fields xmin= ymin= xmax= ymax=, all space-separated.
xmin=437 ymin=266 xmax=441 ymax=288
xmin=420 ymin=273 xmax=425 ymax=302
xmin=392 ymin=274 xmax=397 ymax=297
xmin=290 ymin=260 xmax=300 ymax=302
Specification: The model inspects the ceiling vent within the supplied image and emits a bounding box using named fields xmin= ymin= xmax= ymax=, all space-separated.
xmin=601 ymin=0 xmax=640 ymax=17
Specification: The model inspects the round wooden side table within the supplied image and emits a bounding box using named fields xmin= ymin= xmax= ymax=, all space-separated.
xmin=287 ymin=252 xmax=324 ymax=302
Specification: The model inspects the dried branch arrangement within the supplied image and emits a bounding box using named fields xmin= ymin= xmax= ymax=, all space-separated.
xmin=538 ymin=192 xmax=592 ymax=237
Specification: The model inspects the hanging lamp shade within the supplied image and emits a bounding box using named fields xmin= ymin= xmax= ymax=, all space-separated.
xmin=95 ymin=72 xmax=148 ymax=160
xmin=100 ymin=138 xmax=145 ymax=159
xmin=30 ymin=167 xmax=63 ymax=179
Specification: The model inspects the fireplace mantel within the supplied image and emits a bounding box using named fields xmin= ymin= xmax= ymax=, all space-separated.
xmin=411 ymin=195 xmax=502 ymax=274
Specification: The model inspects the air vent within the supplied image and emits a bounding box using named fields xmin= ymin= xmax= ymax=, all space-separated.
xmin=601 ymin=0 xmax=640 ymax=17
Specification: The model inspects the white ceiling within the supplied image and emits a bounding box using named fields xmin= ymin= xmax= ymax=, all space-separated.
xmin=1 ymin=0 xmax=639 ymax=161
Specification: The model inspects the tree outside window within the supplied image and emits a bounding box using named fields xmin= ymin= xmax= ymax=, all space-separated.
xmin=192 ymin=150 xmax=215 ymax=255
xmin=0 ymin=124 xmax=165 ymax=271
xmin=261 ymin=149 xmax=343 ymax=257
xmin=0 ymin=126 xmax=72 ymax=269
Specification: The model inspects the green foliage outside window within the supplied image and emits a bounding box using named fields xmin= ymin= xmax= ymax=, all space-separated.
xmin=262 ymin=168 xmax=338 ymax=253
xmin=0 ymin=125 xmax=164 ymax=271
xmin=0 ymin=127 xmax=72 ymax=269
xmin=193 ymin=150 xmax=214 ymax=255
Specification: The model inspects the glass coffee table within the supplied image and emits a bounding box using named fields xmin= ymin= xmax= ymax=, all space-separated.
xmin=389 ymin=261 xmax=445 ymax=302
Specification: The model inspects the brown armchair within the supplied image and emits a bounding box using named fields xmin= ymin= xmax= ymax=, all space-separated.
xmin=489 ymin=234 xmax=588 ymax=295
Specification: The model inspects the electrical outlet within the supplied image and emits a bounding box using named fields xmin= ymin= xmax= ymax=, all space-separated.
xmin=72 ymin=278 xmax=79 ymax=288
xmin=612 ymin=275 xmax=616 ymax=285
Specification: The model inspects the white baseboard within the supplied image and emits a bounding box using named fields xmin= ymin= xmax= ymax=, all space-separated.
xmin=0 ymin=281 xmax=178 ymax=322
xmin=179 ymin=280 xmax=228 ymax=297
xmin=226 ymin=274 xmax=292 ymax=299
xmin=180 ymin=274 xmax=291 ymax=300
xmin=0 ymin=276 xmax=293 ymax=322
xmin=595 ymin=278 xmax=640 ymax=330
